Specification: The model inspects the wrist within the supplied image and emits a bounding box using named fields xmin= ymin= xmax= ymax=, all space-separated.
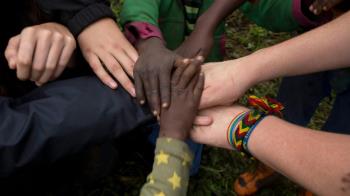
xmin=247 ymin=115 xmax=277 ymax=157
xmin=137 ymin=37 xmax=165 ymax=53
xmin=227 ymin=96 xmax=284 ymax=157
xmin=159 ymin=129 xmax=187 ymax=141
xmin=235 ymin=48 xmax=272 ymax=85
xmin=195 ymin=14 xmax=216 ymax=35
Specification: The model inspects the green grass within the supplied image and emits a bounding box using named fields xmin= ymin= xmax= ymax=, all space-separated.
xmin=63 ymin=5 xmax=334 ymax=196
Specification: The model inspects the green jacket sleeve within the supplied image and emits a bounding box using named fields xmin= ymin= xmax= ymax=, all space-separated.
xmin=140 ymin=137 xmax=194 ymax=196
xmin=120 ymin=0 xmax=161 ymax=27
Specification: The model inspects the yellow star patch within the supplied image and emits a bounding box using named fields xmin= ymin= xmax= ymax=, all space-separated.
xmin=182 ymin=152 xmax=191 ymax=166
xmin=155 ymin=150 xmax=169 ymax=165
xmin=168 ymin=172 xmax=181 ymax=190
xmin=154 ymin=191 xmax=166 ymax=196
xmin=148 ymin=175 xmax=155 ymax=184
xmin=166 ymin=138 xmax=172 ymax=143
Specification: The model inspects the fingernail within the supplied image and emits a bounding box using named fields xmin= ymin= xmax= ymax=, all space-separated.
xmin=183 ymin=59 xmax=189 ymax=64
xmin=110 ymin=81 xmax=117 ymax=89
xmin=196 ymin=56 xmax=204 ymax=62
xmin=140 ymin=100 xmax=145 ymax=105
xmin=153 ymin=110 xmax=158 ymax=116
xmin=162 ymin=103 xmax=168 ymax=108
xmin=131 ymin=88 xmax=136 ymax=97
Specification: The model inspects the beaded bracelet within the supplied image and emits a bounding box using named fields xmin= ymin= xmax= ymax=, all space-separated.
xmin=227 ymin=96 xmax=284 ymax=157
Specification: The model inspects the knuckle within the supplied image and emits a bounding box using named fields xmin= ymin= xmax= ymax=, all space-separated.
xmin=52 ymin=32 xmax=64 ymax=41
xmin=32 ymin=65 xmax=44 ymax=72
xmin=8 ymin=37 xmax=17 ymax=45
xmin=22 ymin=26 xmax=35 ymax=34
xmin=89 ymin=62 xmax=100 ymax=71
xmin=17 ymin=57 xmax=30 ymax=67
xmin=110 ymin=63 xmax=122 ymax=73
xmin=112 ymin=43 xmax=121 ymax=51
xmin=39 ymin=29 xmax=53 ymax=38
xmin=4 ymin=50 xmax=12 ymax=59
xmin=46 ymin=64 xmax=56 ymax=71
xmin=65 ymin=37 xmax=76 ymax=48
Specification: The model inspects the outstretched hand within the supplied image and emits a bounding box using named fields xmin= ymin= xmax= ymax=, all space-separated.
xmin=199 ymin=59 xmax=257 ymax=109
xmin=159 ymin=59 xmax=205 ymax=140
xmin=134 ymin=37 xmax=205 ymax=116
xmin=78 ymin=18 xmax=138 ymax=96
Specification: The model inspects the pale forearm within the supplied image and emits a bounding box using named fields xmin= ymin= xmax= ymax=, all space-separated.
xmin=249 ymin=116 xmax=350 ymax=195
xmin=240 ymin=11 xmax=350 ymax=84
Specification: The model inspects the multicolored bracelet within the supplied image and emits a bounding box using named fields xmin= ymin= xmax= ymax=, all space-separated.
xmin=227 ymin=96 xmax=284 ymax=157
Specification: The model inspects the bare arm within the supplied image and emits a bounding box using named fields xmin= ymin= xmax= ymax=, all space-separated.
xmin=250 ymin=116 xmax=350 ymax=196
xmin=200 ymin=11 xmax=350 ymax=108
xmin=191 ymin=105 xmax=350 ymax=195
xmin=176 ymin=0 xmax=245 ymax=59
xmin=243 ymin=10 xmax=350 ymax=84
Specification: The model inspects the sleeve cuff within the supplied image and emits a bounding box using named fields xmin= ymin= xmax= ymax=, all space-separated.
xmin=68 ymin=3 xmax=115 ymax=37
xmin=124 ymin=22 xmax=164 ymax=46
xmin=156 ymin=137 xmax=194 ymax=167
xmin=292 ymin=0 xmax=333 ymax=29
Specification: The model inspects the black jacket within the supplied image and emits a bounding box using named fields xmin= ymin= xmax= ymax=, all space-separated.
xmin=36 ymin=0 xmax=115 ymax=36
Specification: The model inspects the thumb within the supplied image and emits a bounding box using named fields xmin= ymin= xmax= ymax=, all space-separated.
xmin=193 ymin=115 xmax=213 ymax=126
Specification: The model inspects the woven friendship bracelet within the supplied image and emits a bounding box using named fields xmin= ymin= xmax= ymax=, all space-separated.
xmin=227 ymin=96 xmax=284 ymax=157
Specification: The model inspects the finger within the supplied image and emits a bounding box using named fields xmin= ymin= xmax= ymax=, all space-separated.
xmin=171 ymin=61 xmax=189 ymax=86
xmin=193 ymin=115 xmax=213 ymax=126
xmin=17 ymin=29 xmax=37 ymax=80
xmin=195 ymin=54 xmax=205 ymax=64
xmin=31 ymin=33 xmax=53 ymax=81
xmin=36 ymin=35 xmax=65 ymax=84
xmin=5 ymin=35 xmax=20 ymax=69
xmin=148 ymin=74 xmax=160 ymax=116
xmin=112 ymin=50 xmax=134 ymax=78
xmin=159 ymin=67 xmax=171 ymax=108
xmin=86 ymin=53 xmax=118 ymax=89
xmin=177 ymin=60 xmax=200 ymax=89
xmin=142 ymin=73 xmax=156 ymax=115
xmin=99 ymin=52 xmax=136 ymax=96
xmin=54 ymin=36 xmax=76 ymax=78
xmin=193 ymin=72 xmax=205 ymax=102
xmin=188 ymin=71 xmax=200 ymax=90
xmin=123 ymin=43 xmax=139 ymax=62
xmin=174 ymin=57 xmax=189 ymax=68
xmin=134 ymin=72 xmax=146 ymax=105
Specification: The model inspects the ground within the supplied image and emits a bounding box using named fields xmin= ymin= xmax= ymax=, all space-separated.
xmin=53 ymin=3 xmax=334 ymax=196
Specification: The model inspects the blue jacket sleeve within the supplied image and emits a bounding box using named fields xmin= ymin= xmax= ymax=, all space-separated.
xmin=0 ymin=76 xmax=153 ymax=177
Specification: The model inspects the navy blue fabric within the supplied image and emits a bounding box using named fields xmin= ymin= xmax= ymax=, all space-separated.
xmin=0 ymin=76 xmax=153 ymax=177
xmin=277 ymin=71 xmax=350 ymax=134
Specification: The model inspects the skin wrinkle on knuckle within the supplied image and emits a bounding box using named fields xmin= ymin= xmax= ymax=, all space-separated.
xmin=17 ymin=58 xmax=30 ymax=67
xmin=22 ymin=27 xmax=35 ymax=35
xmin=39 ymin=29 xmax=53 ymax=38
xmin=32 ymin=65 xmax=44 ymax=72
xmin=52 ymin=32 xmax=63 ymax=41
xmin=110 ymin=63 xmax=122 ymax=73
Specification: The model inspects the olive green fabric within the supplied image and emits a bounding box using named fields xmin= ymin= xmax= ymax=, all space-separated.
xmin=140 ymin=138 xmax=193 ymax=196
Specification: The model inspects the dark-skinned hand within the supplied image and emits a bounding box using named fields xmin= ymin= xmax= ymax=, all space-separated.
xmin=175 ymin=27 xmax=213 ymax=60
xmin=134 ymin=37 xmax=203 ymax=116
xmin=159 ymin=59 xmax=205 ymax=140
